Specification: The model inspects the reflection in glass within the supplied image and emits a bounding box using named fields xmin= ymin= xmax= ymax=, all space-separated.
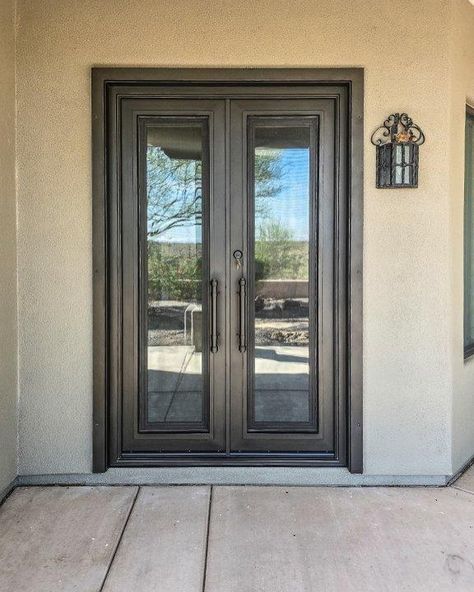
xmin=465 ymin=110 xmax=474 ymax=350
xmin=252 ymin=125 xmax=311 ymax=425
xmin=145 ymin=124 xmax=206 ymax=426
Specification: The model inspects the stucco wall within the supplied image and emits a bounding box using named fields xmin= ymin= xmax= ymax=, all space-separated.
xmin=15 ymin=0 xmax=463 ymax=477
xmin=0 ymin=0 xmax=18 ymax=493
xmin=449 ymin=0 xmax=474 ymax=473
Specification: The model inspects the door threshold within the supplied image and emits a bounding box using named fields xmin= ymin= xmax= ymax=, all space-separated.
xmin=16 ymin=469 xmax=448 ymax=488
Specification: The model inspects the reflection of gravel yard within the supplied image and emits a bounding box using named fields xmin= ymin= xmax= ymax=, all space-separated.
xmin=148 ymin=328 xmax=183 ymax=346
xmin=255 ymin=296 xmax=309 ymax=346
xmin=255 ymin=319 xmax=308 ymax=346
xmin=147 ymin=298 xmax=309 ymax=347
xmin=148 ymin=320 xmax=309 ymax=347
xmin=148 ymin=301 xmax=187 ymax=346
xmin=149 ymin=321 xmax=309 ymax=347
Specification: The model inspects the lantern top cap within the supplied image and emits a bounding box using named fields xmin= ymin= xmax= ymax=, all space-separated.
xmin=371 ymin=113 xmax=425 ymax=146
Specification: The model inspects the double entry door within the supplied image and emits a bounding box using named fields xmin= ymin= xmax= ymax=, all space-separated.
xmin=115 ymin=90 xmax=347 ymax=465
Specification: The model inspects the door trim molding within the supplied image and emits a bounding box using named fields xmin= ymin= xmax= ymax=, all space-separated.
xmin=92 ymin=67 xmax=364 ymax=473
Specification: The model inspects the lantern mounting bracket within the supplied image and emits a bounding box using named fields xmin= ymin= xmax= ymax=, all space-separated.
xmin=371 ymin=113 xmax=425 ymax=147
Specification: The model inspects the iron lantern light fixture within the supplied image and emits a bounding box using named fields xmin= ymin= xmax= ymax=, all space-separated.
xmin=371 ymin=113 xmax=425 ymax=188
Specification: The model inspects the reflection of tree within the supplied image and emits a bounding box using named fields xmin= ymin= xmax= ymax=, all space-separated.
xmin=147 ymin=147 xmax=202 ymax=239
xmin=255 ymin=220 xmax=308 ymax=281
xmin=146 ymin=146 xmax=285 ymax=302
xmin=148 ymin=242 xmax=202 ymax=301
xmin=146 ymin=146 xmax=282 ymax=239
xmin=254 ymin=149 xmax=283 ymax=219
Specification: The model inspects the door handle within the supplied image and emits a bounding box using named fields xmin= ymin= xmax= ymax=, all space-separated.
xmin=210 ymin=278 xmax=218 ymax=353
xmin=238 ymin=277 xmax=246 ymax=353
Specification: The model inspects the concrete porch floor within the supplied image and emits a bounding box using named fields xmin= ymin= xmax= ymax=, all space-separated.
xmin=1 ymin=467 xmax=474 ymax=591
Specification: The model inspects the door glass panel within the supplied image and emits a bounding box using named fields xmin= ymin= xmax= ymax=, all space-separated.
xmin=250 ymin=122 xmax=314 ymax=428
xmin=143 ymin=122 xmax=209 ymax=430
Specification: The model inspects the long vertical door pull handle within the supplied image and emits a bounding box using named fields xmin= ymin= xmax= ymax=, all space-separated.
xmin=239 ymin=277 xmax=246 ymax=353
xmin=210 ymin=279 xmax=218 ymax=353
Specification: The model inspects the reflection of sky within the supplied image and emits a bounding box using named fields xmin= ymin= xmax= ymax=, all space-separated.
xmin=153 ymin=222 xmax=201 ymax=244
xmin=255 ymin=148 xmax=309 ymax=241
xmin=148 ymin=147 xmax=309 ymax=243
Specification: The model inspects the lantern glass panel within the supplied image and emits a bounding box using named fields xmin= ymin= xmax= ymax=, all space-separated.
xmin=394 ymin=144 xmax=403 ymax=185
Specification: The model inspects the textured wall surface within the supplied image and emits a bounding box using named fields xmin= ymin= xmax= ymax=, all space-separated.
xmin=449 ymin=0 xmax=474 ymax=472
xmin=0 ymin=0 xmax=18 ymax=492
xmin=14 ymin=0 xmax=466 ymax=477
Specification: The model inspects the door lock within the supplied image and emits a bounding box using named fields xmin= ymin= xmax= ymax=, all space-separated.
xmin=233 ymin=249 xmax=243 ymax=269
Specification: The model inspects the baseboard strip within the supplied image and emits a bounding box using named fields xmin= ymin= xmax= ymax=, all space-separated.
xmin=446 ymin=453 xmax=474 ymax=487
xmin=0 ymin=477 xmax=18 ymax=506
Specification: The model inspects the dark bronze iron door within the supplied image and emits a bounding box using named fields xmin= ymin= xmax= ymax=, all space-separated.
xmin=120 ymin=98 xmax=227 ymax=453
xmin=116 ymin=93 xmax=345 ymax=463
xmin=229 ymin=99 xmax=338 ymax=455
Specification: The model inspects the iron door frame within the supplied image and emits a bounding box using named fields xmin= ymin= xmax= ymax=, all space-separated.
xmin=92 ymin=68 xmax=364 ymax=472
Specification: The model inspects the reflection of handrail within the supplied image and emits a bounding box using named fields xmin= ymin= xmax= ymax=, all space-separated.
xmin=210 ymin=279 xmax=218 ymax=353
xmin=239 ymin=277 xmax=247 ymax=353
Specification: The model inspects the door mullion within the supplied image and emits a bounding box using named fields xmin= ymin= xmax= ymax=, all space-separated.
xmin=224 ymin=98 xmax=232 ymax=455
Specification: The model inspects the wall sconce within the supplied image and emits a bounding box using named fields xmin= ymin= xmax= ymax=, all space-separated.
xmin=371 ymin=113 xmax=425 ymax=188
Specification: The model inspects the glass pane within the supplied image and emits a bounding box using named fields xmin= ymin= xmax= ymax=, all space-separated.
xmin=251 ymin=124 xmax=312 ymax=425
xmin=145 ymin=123 xmax=207 ymax=427
xmin=465 ymin=111 xmax=474 ymax=350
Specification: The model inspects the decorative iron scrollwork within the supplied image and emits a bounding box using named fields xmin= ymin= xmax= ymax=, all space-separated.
xmin=371 ymin=113 xmax=425 ymax=147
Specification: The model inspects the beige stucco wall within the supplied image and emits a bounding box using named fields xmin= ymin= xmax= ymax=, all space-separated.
xmin=14 ymin=0 xmax=470 ymax=477
xmin=0 ymin=0 xmax=18 ymax=492
xmin=449 ymin=0 xmax=474 ymax=472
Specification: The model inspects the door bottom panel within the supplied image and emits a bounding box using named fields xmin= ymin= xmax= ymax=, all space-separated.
xmin=113 ymin=452 xmax=344 ymax=467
